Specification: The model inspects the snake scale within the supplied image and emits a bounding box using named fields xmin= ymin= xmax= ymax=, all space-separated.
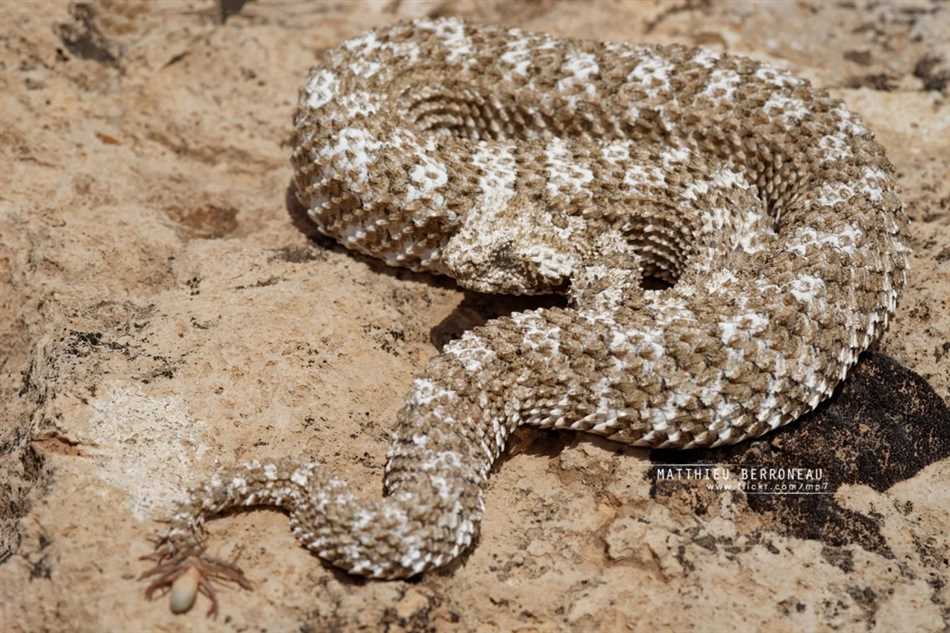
xmin=141 ymin=18 xmax=909 ymax=614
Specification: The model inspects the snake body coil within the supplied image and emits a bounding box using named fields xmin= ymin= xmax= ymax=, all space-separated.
xmin=144 ymin=18 xmax=909 ymax=609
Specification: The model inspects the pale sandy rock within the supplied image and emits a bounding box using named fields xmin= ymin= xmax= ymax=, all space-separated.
xmin=1 ymin=1 xmax=949 ymax=632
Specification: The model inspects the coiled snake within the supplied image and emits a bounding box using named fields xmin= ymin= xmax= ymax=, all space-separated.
xmin=141 ymin=17 xmax=909 ymax=615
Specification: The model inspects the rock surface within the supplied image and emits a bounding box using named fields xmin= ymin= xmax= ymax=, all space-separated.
xmin=1 ymin=1 xmax=949 ymax=632
xmin=652 ymin=352 xmax=950 ymax=558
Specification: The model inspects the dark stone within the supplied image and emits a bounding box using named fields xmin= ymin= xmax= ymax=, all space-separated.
xmin=844 ymin=73 xmax=898 ymax=91
xmin=914 ymin=53 xmax=950 ymax=93
xmin=54 ymin=3 xmax=122 ymax=68
xmin=843 ymin=49 xmax=873 ymax=66
xmin=218 ymin=0 xmax=250 ymax=24
xmin=650 ymin=352 xmax=950 ymax=556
